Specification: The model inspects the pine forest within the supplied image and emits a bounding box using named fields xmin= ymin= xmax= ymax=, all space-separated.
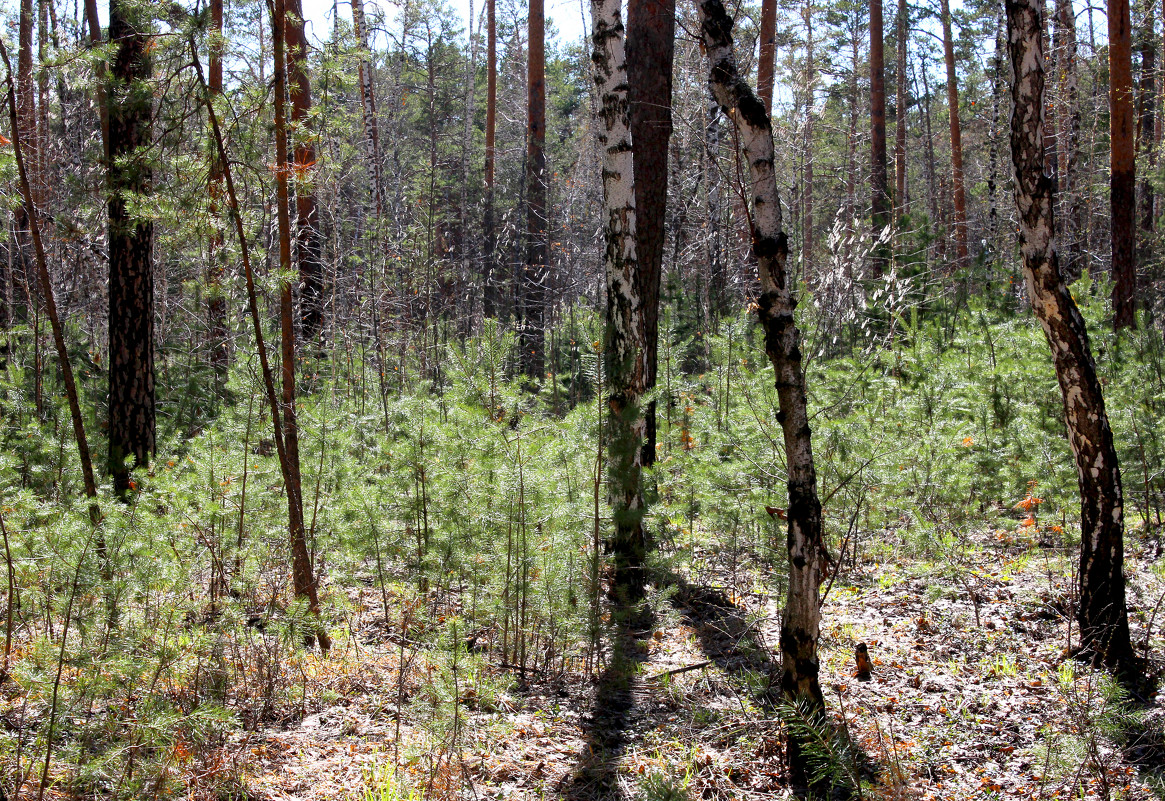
xmin=1 ymin=0 xmax=1165 ymax=796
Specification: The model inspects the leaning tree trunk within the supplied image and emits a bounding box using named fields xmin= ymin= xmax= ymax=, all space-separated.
xmin=1005 ymin=0 xmax=1137 ymax=678
xmin=697 ymin=0 xmax=826 ymax=787
xmin=593 ymin=0 xmax=647 ymax=599
xmin=107 ymin=0 xmax=155 ymax=497
xmin=627 ymin=0 xmax=674 ymax=468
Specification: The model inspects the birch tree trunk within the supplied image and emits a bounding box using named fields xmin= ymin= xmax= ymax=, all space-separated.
xmin=593 ymin=0 xmax=646 ymax=599
xmin=1005 ymin=0 xmax=1137 ymax=678
xmin=697 ymin=0 xmax=826 ymax=785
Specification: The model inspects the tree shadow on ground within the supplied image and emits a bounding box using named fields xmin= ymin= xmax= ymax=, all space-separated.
xmin=666 ymin=574 xmax=781 ymax=702
xmin=558 ymin=606 xmax=655 ymax=800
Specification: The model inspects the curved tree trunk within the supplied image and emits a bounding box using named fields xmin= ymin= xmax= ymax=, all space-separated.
xmin=107 ymin=0 xmax=155 ymax=496
xmin=593 ymin=0 xmax=646 ymax=599
xmin=697 ymin=0 xmax=826 ymax=786
xmin=1006 ymin=0 xmax=1136 ymax=678
xmin=627 ymin=0 xmax=674 ymax=468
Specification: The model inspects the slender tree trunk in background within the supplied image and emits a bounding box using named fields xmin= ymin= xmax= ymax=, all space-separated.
xmin=83 ymin=0 xmax=109 ymax=154
xmin=1111 ymin=0 xmax=1138 ymax=328
xmin=285 ymin=0 xmax=323 ymax=342
xmin=988 ymin=12 xmax=1004 ymax=256
xmin=352 ymin=0 xmax=384 ymax=221
xmin=1138 ymin=0 xmax=1156 ymax=240
xmin=107 ymin=0 xmax=155 ymax=496
xmin=0 ymin=39 xmax=100 ymax=527
xmin=593 ymin=0 xmax=646 ymax=599
xmin=483 ymin=0 xmax=499 ymax=318
xmin=940 ymin=0 xmax=968 ymax=269
xmin=845 ymin=30 xmax=859 ymax=241
xmin=627 ymin=0 xmax=674 ymax=469
xmin=801 ymin=2 xmax=815 ymax=279
xmin=208 ymin=0 xmax=229 ymax=385
xmin=523 ymin=0 xmax=547 ymax=379
xmin=36 ymin=0 xmax=48 ymax=207
xmin=1053 ymin=0 xmax=1082 ymax=279
xmin=895 ymin=0 xmax=908 ymax=214
xmin=12 ymin=0 xmax=36 ymax=316
xmin=271 ymin=0 xmax=331 ymax=653
xmin=1006 ymin=0 xmax=1137 ymax=679
xmin=870 ymin=0 xmax=889 ymax=276
xmin=698 ymin=0 xmax=826 ymax=787
xmin=758 ymin=0 xmax=777 ymax=111
xmin=705 ymin=96 xmax=725 ymax=320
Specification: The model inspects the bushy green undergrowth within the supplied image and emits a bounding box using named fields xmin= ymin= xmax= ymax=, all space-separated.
xmin=1 ymin=276 xmax=1163 ymax=797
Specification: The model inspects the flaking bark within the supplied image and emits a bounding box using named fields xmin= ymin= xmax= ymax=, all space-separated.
xmin=697 ymin=0 xmax=826 ymax=787
xmin=593 ymin=0 xmax=647 ymax=598
xmin=1006 ymin=0 xmax=1136 ymax=677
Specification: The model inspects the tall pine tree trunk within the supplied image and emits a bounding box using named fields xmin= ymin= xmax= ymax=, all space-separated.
xmin=107 ymin=0 xmax=155 ymax=496
xmin=523 ymin=0 xmax=547 ymax=378
xmin=870 ymin=0 xmax=889 ymax=276
xmin=1053 ymin=0 xmax=1082 ymax=279
xmin=1111 ymin=0 xmax=1138 ymax=328
xmin=1138 ymin=0 xmax=1156 ymax=241
xmin=627 ymin=0 xmax=674 ymax=468
xmin=272 ymin=0 xmax=331 ymax=653
xmin=758 ymin=0 xmax=777 ymax=111
xmin=940 ymin=0 xmax=968 ymax=268
xmin=483 ymin=0 xmax=499 ymax=318
xmin=895 ymin=0 xmax=908 ymax=214
xmin=208 ymin=0 xmax=228 ymax=385
xmin=698 ymin=0 xmax=826 ymax=786
xmin=285 ymin=0 xmax=323 ymax=342
xmin=1006 ymin=0 xmax=1137 ymax=679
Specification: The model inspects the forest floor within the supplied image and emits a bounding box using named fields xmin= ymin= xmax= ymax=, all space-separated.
xmin=200 ymin=525 xmax=1165 ymax=801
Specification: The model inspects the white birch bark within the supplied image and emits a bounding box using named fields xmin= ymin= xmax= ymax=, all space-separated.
xmin=593 ymin=0 xmax=647 ymax=596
